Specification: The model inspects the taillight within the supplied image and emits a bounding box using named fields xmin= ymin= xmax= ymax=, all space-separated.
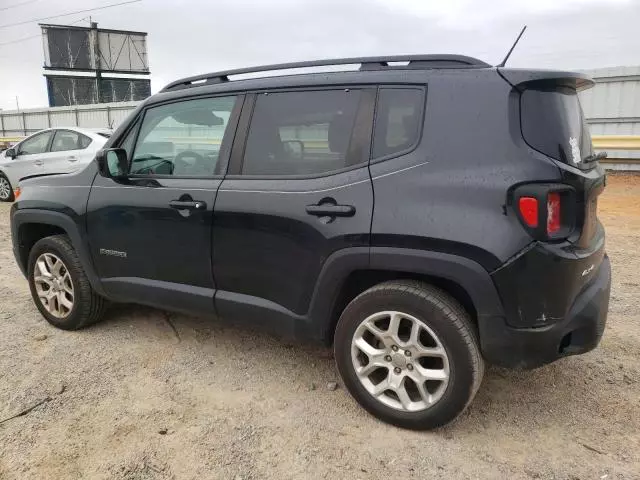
xmin=511 ymin=184 xmax=575 ymax=241
xmin=518 ymin=197 xmax=538 ymax=227
xmin=546 ymin=192 xmax=561 ymax=234
xmin=13 ymin=186 xmax=21 ymax=200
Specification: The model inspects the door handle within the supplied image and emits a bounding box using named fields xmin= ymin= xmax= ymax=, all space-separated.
xmin=169 ymin=200 xmax=207 ymax=211
xmin=68 ymin=156 xmax=78 ymax=162
xmin=306 ymin=204 xmax=356 ymax=217
xmin=34 ymin=160 xmax=44 ymax=166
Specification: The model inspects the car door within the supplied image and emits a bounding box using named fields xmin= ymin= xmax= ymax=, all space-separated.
xmin=86 ymin=94 xmax=243 ymax=315
xmin=212 ymin=88 xmax=375 ymax=329
xmin=46 ymin=129 xmax=93 ymax=174
xmin=4 ymin=130 xmax=54 ymax=185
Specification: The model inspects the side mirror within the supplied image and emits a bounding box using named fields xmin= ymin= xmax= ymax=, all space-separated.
xmin=5 ymin=148 xmax=16 ymax=159
xmin=95 ymin=148 xmax=129 ymax=179
xmin=282 ymin=140 xmax=304 ymax=161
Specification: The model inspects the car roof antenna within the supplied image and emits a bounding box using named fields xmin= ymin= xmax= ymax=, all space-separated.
xmin=496 ymin=25 xmax=527 ymax=68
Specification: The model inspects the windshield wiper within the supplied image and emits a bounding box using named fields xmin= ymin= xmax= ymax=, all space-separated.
xmin=582 ymin=152 xmax=607 ymax=164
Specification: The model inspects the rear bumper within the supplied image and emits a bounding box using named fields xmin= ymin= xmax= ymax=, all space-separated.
xmin=479 ymin=254 xmax=610 ymax=369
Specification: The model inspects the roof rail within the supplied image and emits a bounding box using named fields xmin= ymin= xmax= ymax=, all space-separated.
xmin=160 ymin=54 xmax=489 ymax=92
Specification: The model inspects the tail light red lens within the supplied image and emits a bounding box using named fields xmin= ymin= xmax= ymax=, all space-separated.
xmin=518 ymin=197 xmax=539 ymax=227
xmin=512 ymin=183 xmax=575 ymax=242
xmin=547 ymin=192 xmax=561 ymax=234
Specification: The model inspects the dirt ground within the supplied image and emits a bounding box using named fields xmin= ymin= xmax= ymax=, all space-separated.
xmin=0 ymin=174 xmax=639 ymax=480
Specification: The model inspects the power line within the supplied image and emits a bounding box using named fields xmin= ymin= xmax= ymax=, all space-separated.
xmin=0 ymin=33 xmax=40 ymax=47
xmin=0 ymin=0 xmax=142 ymax=30
xmin=0 ymin=0 xmax=40 ymax=12
xmin=0 ymin=16 xmax=90 ymax=48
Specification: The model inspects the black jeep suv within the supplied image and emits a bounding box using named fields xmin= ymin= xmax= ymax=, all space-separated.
xmin=10 ymin=55 xmax=610 ymax=429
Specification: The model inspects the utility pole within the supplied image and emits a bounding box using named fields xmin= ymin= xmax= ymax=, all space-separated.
xmin=91 ymin=21 xmax=102 ymax=103
xmin=15 ymin=96 xmax=19 ymax=110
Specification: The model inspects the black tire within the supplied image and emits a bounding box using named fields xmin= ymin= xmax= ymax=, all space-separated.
xmin=28 ymin=235 xmax=107 ymax=330
xmin=334 ymin=280 xmax=483 ymax=430
xmin=0 ymin=173 xmax=14 ymax=202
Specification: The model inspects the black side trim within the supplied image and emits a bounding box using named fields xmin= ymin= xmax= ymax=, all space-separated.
xmin=214 ymin=247 xmax=370 ymax=342
xmin=102 ymin=277 xmax=215 ymax=316
xmin=213 ymin=246 xmax=503 ymax=344
xmin=10 ymin=208 xmax=105 ymax=296
xmin=368 ymin=247 xmax=504 ymax=318
xmin=215 ymin=290 xmax=306 ymax=338
xmin=370 ymin=235 xmax=502 ymax=272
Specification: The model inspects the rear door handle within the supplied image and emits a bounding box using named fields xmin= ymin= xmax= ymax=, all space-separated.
xmin=34 ymin=160 xmax=44 ymax=166
xmin=306 ymin=204 xmax=355 ymax=217
xmin=68 ymin=156 xmax=77 ymax=162
xmin=169 ymin=200 xmax=207 ymax=211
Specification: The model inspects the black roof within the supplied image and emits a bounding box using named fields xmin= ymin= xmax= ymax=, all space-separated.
xmin=160 ymin=54 xmax=490 ymax=92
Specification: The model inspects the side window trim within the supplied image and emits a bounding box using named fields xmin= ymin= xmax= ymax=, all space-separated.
xmin=51 ymin=129 xmax=83 ymax=153
xmin=119 ymin=118 xmax=142 ymax=163
xmin=227 ymin=87 xmax=376 ymax=179
xmin=78 ymin=132 xmax=92 ymax=149
xmin=370 ymin=85 xmax=427 ymax=164
xmin=227 ymin=93 xmax=256 ymax=176
xmin=125 ymin=93 xmax=245 ymax=179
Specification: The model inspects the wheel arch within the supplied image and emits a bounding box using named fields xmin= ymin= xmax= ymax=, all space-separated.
xmin=11 ymin=209 xmax=105 ymax=296
xmin=310 ymin=246 xmax=505 ymax=345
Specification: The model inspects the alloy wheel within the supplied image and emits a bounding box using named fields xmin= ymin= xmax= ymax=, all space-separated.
xmin=351 ymin=311 xmax=450 ymax=412
xmin=0 ymin=177 xmax=11 ymax=200
xmin=33 ymin=253 xmax=74 ymax=318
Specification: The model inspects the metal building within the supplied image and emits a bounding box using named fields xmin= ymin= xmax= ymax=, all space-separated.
xmin=580 ymin=66 xmax=640 ymax=161
xmin=0 ymin=101 xmax=138 ymax=138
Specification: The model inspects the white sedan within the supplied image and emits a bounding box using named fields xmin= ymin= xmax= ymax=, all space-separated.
xmin=0 ymin=127 xmax=111 ymax=201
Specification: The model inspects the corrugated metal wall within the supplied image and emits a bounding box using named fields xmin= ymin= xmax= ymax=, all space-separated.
xmin=0 ymin=101 xmax=139 ymax=137
xmin=580 ymin=66 xmax=640 ymax=159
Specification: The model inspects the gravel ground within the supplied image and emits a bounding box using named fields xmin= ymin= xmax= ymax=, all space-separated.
xmin=0 ymin=174 xmax=639 ymax=480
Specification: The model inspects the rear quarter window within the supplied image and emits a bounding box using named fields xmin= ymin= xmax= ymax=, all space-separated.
xmin=520 ymin=86 xmax=593 ymax=166
xmin=372 ymin=88 xmax=424 ymax=159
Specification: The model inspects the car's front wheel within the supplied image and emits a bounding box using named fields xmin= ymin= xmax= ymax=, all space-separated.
xmin=334 ymin=280 xmax=484 ymax=430
xmin=0 ymin=173 xmax=14 ymax=202
xmin=28 ymin=235 xmax=107 ymax=330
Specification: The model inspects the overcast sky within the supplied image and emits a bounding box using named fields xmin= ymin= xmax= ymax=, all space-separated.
xmin=0 ymin=0 xmax=639 ymax=110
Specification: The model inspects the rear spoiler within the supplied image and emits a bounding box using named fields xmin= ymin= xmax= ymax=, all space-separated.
xmin=497 ymin=68 xmax=595 ymax=92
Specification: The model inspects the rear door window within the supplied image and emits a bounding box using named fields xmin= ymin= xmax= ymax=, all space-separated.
xmin=521 ymin=86 xmax=593 ymax=166
xmin=51 ymin=130 xmax=90 ymax=152
xmin=372 ymin=88 xmax=424 ymax=159
xmin=241 ymin=89 xmax=363 ymax=176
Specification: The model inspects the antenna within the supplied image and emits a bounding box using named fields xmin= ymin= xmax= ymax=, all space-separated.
xmin=497 ymin=25 xmax=527 ymax=68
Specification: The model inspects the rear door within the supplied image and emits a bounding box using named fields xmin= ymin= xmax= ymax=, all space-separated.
xmin=46 ymin=129 xmax=93 ymax=175
xmin=86 ymin=94 xmax=243 ymax=315
xmin=212 ymin=88 xmax=375 ymax=325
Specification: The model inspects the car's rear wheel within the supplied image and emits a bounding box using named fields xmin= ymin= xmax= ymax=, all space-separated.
xmin=0 ymin=174 xmax=14 ymax=202
xmin=334 ymin=280 xmax=483 ymax=430
xmin=28 ymin=235 xmax=107 ymax=330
